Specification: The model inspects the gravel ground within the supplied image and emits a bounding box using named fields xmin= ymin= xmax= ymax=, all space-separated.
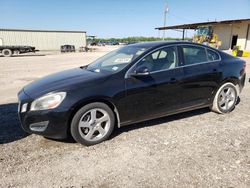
xmin=0 ymin=47 xmax=250 ymax=187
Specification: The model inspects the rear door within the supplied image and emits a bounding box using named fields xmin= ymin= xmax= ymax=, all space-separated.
xmin=178 ymin=45 xmax=221 ymax=107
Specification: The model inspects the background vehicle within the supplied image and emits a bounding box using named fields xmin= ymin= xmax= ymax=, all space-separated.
xmin=193 ymin=26 xmax=222 ymax=49
xmin=126 ymin=41 xmax=138 ymax=45
xmin=79 ymin=46 xmax=89 ymax=52
xmin=61 ymin=45 xmax=75 ymax=53
xmin=18 ymin=41 xmax=246 ymax=146
xmin=107 ymin=41 xmax=119 ymax=45
xmin=97 ymin=42 xmax=106 ymax=46
xmin=0 ymin=45 xmax=37 ymax=57
xmin=90 ymin=42 xmax=97 ymax=46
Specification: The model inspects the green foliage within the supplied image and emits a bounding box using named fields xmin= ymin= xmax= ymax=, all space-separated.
xmin=94 ymin=36 xmax=191 ymax=43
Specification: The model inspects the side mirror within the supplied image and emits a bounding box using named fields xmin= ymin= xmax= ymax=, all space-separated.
xmin=130 ymin=66 xmax=150 ymax=77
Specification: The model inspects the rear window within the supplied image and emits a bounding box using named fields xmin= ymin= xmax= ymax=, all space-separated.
xmin=207 ymin=49 xmax=220 ymax=61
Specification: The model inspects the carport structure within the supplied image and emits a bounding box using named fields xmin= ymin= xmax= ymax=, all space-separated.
xmin=155 ymin=18 xmax=250 ymax=50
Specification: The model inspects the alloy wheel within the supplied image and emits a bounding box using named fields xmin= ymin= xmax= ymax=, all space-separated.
xmin=78 ymin=108 xmax=111 ymax=142
xmin=218 ymin=86 xmax=236 ymax=111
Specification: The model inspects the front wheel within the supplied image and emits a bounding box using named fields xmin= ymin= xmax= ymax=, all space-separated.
xmin=70 ymin=102 xmax=115 ymax=146
xmin=211 ymin=82 xmax=238 ymax=114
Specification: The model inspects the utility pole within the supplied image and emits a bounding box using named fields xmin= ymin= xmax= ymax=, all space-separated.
xmin=162 ymin=2 xmax=169 ymax=40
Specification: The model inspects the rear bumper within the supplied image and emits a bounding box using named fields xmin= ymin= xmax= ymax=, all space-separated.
xmin=18 ymin=90 xmax=69 ymax=139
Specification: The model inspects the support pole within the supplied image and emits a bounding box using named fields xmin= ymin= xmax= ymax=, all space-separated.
xmin=163 ymin=11 xmax=167 ymax=40
xmin=162 ymin=2 xmax=169 ymax=40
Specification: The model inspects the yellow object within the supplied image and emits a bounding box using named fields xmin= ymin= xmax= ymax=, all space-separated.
xmin=242 ymin=51 xmax=249 ymax=57
xmin=232 ymin=50 xmax=237 ymax=57
xmin=193 ymin=26 xmax=222 ymax=49
xmin=232 ymin=46 xmax=249 ymax=57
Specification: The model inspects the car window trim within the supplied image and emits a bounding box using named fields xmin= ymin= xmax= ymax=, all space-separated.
xmin=125 ymin=44 xmax=179 ymax=78
xmin=125 ymin=44 xmax=222 ymax=78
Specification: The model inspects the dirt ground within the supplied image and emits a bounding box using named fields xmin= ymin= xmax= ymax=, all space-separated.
xmin=0 ymin=46 xmax=250 ymax=187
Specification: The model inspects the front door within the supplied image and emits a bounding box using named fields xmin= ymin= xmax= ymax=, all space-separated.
xmin=122 ymin=46 xmax=184 ymax=124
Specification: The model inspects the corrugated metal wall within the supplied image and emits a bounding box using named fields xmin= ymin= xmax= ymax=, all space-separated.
xmin=214 ymin=21 xmax=250 ymax=50
xmin=245 ymin=24 xmax=250 ymax=50
xmin=0 ymin=30 xmax=86 ymax=51
xmin=213 ymin=25 xmax=232 ymax=50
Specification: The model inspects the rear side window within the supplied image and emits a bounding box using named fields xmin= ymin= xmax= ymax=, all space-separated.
xmin=182 ymin=46 xmax=207 ymax=65
xmin=207 ymin=49 xmax=220 ymax=61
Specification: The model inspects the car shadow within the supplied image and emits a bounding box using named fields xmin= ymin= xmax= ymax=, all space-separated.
xmin=236 ymin=96 xmax=241 ymax=105
xmin=110 ymin=107 xmax=211 ymax=140
xmin=0 ymin=54 xmax=45 ymax=57
xmin=12 ymin=54 xmax=46 ymax=57
xmin=0 ymin=103 xmax=29 ymax=144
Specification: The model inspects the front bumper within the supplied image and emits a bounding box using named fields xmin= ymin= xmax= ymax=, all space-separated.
xmin=18 ymin=89 xmax=70 ymax=139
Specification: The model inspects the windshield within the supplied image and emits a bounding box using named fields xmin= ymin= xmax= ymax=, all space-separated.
xmin=197 ymin=27 xmax=209 ymax=36
xmin=86 ymin=45 xmax=149 ymax=73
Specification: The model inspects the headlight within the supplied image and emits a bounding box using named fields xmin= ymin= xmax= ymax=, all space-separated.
xmin=30 ymin=92 xmax=66 ymax=111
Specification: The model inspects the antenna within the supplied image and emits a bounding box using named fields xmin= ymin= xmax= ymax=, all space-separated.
xmin=162 ymin=2 xmax=169 ymax=40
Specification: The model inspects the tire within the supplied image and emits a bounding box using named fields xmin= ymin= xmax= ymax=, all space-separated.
xmin=70 ymin=102 xmax=115 ymax=146
xmin=211 ymin=82 xmax=238 ymax=114
xmin=2 ymin=49 xmax=13 ymax=57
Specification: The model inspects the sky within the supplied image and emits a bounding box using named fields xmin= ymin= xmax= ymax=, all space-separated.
xmin=1 ymin=0 xmax=250 ymax=38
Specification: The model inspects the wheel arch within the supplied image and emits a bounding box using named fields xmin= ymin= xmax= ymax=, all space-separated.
xmin=67 ymin=98 xmax=121 ymax=138
xmin=220 ymin=77 xmax=240 ymax=95
xmin=212 ymin=77 xmax=240 ymax=99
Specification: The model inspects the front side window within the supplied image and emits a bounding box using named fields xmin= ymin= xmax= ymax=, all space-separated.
xmin=182 ymin=46 xmax=207 ymax=65
xmin=135 ymin=46 xmax=177 ymax=73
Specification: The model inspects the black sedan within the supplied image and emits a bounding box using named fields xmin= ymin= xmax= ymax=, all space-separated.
xmin=18 ymin=41 xmax=246 ymax=145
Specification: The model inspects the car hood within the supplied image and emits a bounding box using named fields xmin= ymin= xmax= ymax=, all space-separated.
xmin=23 ymin=67 xmax=107 ymax=98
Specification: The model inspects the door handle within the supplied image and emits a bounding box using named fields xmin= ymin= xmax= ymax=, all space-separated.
xmin=212 ymin=68 xmax=217 ymax=72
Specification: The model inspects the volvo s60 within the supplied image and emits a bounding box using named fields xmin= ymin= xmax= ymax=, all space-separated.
xmin=18 ymin=41 xmax=246 ymax=145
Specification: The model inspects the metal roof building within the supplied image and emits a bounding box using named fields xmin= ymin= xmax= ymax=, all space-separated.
xmin=156 ymin=18 xmax=250 ymax=50
xmin=0 ymin=29 xmax=87 ymax=51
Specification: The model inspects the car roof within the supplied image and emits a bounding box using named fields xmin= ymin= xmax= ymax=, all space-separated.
xmin=128 ymin=40 xmax=212 ymax=49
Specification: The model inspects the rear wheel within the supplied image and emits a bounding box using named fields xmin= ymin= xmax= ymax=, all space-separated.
xmin=2 ymin=49 xmax=13 ymax=57
xmin=70 ymin=102 xmax=115 ymax=146
xmin=211 ymin=82 xmax=238 ymax=114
